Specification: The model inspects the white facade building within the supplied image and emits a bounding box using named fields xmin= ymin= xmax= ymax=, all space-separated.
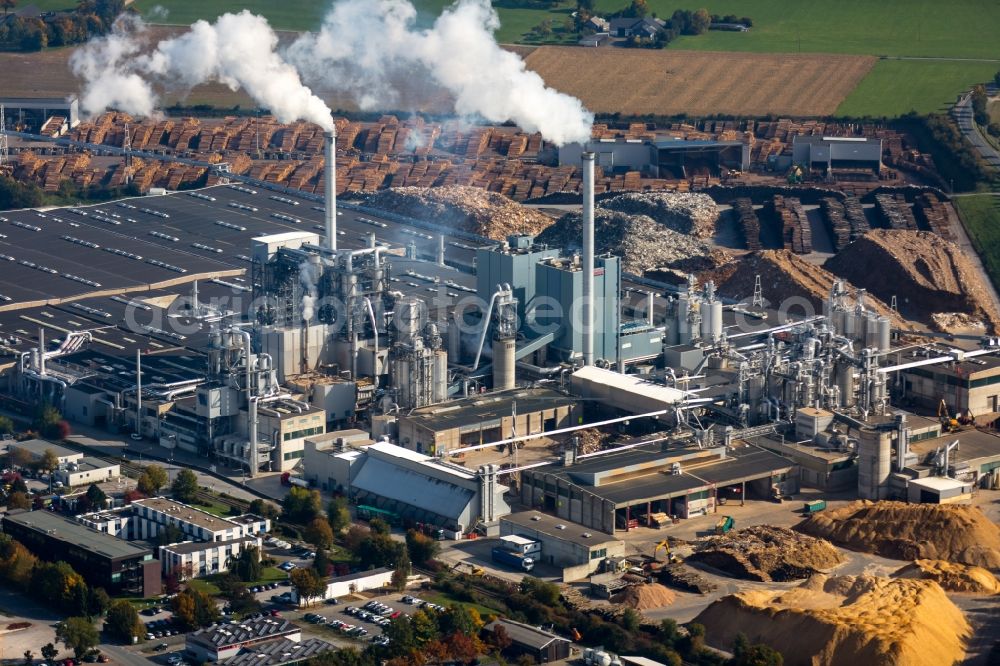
xmin=132 ymin=497 xmax=271 ymax=543
xmin=159 ymin=536 xmax=262 ymax=577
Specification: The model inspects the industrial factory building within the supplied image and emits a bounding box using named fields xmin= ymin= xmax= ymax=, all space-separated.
xmin=501 ymin=511 xmax=626 ymax=580
xmin=0 ymin=96 xmax=80 ymax=132
xmin=520 ymin=439 xmax=797 ymax=534
xmin=558 ymin=137 xmax=750 ymax=177
xmin=790 ymin=135 xmax=883 ymax=175
xmin=303 ymin=439 xmax=510 ymax=534
xmin=396 ymin=388 xmax=578 ymax=455
xmin=2 ymin=509 xmax=161 ymax=597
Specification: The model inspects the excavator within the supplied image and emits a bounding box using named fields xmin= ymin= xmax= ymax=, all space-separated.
xmin=938 ymin=399 xmax=960 ymax=433
xmin=653 ymin=539 xmax=682 ymax=565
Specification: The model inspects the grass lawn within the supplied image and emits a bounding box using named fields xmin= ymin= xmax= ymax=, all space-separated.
xmin=954 ymin=195 xmax=1000 ymax=289
xmin=420 ymin=590 xmax=503 ymax=618
xmin=193 ymin=498 xmax=235 ymax=518
xmin=836 ymin=60 xmax=1000 ymax=117
xmin=186 ymin=578 xmax=221 ymax=596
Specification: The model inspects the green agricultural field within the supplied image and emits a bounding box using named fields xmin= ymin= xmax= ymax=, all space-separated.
xmin=836 ymin=60 xmax=1000 ymax=118
xmin=954 ymin=195 xmax=1000 ymax=289
xmin=638 ymin=0 xmax=1000 ymax=60
xmin=122 ymin=0 xmax=1000 ymax=118
xmin=130 ymin=0 xmax=329 ymax=31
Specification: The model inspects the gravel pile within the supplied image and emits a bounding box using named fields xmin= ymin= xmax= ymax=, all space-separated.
xmin=536 ymin=209 xmax=728 ymax=276
xmin=599 ymin=192 xmax=719 ymax=238
xmin=362 ymin=185 xmax=553 ymax=240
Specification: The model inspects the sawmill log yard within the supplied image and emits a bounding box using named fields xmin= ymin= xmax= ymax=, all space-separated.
xmin=1 ymin=2 xmax=1000 ymax=666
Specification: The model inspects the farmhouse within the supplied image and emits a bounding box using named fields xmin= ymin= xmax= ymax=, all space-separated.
xmin=608 ymin=17 xmax=666 ymax=38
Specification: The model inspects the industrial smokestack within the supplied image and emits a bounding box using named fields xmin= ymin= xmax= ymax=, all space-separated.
xmin=581 ymin=152 xmax=595 ymax=366
xmin=437 ymin=234 xmax=446 ymax=266
xmin=324 ymin=130 xmax=337 ymax=251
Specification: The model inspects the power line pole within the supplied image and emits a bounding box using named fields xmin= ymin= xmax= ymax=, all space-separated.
xmin=122 ymin=121 xmax=133 ymax=184
xmin=0 ymin=105 xmax=8 ymax=171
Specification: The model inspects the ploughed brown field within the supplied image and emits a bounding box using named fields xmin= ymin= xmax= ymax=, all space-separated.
xmin=523 ymin=46 xmax=876 ymax=117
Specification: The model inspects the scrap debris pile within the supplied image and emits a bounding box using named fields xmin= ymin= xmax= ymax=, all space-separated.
xmin=895 ymin=559 xmax=1000 ymax=595
xmin=696 ymin=574 xmax=969 ymax=666
xmin=537 ymin=209 xmax=727 ymax=276
xmin=824 ymin=230 xmax=1000 ymax=332
xmin=598 ymin=192 xmax=719 ymax=238
xmin=797 ymin=500 xmax=1000 ymax=568
xmin=361 ymin=186 xmax=553 ymax=240
xmin=687 ymin=525 xmax=844 ymax=582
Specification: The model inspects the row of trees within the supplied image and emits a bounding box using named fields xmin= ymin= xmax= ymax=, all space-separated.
xmin=0 ymin=0 xmax=125 ymax=51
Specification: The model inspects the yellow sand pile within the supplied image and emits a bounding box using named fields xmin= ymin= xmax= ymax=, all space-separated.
xmin=797 ymin=500 xmax=1000 ymax=568
xmin=612 ymin=583 xmax=676 ymax=610
xmin=896 ymin=559 xmax=1000 ymax=594
xmin=695 ymin=574 xmax=969 ymax=666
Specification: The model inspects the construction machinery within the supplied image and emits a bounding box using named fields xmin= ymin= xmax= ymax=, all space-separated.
xmin=653 ymin=539 xmax=682 ymax=564
xmin=938 ymin=399 xmax=960 ymax=433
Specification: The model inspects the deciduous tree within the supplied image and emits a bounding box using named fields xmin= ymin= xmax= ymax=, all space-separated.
xmin=137 ymin=464 xmax=168 ymax=495
xmin=56 ymin=616 xmax=99 ymax=659
xmin=170 ymin=468 xmax=199 ymax=503
xmin=290 ymin=567 xmax=327 ymax=606
xmin=326 ymin=496 xmax=350 ymax=533
xmin=105 ymin=599 xmax=144 ymax=642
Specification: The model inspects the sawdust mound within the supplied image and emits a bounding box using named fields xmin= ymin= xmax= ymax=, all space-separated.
xmin=536 ymin=209 xmax=729 ymax=276
xmin=824 ymin=230 xmax=1000 ymax=332
xmin=695 ymin=574 xmax=969 ymax=666
xmin=716 ymin=250 xmax=901 ymax=323
xmin=598 ymin=191 xmax=719 ymax=239
xmin=612 ymin=583 xmax=676 ymax=610
xmin=362 ymin=186 xmax=553 ymax=240
xmin=798 ymin=500 xmax=1000 ymax=568
xmin=688 ymin=525 xmax=843 ymax=582
xmin=896 ymin=559 xmax=1000 ymax=594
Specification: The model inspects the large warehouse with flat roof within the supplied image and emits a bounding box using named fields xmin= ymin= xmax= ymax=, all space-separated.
xmin=520 ymin=439 xmax=797 ymax=533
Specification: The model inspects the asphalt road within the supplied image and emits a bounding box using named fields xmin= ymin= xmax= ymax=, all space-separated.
xmin=952 ymin=88 xmax=1000 ymax=170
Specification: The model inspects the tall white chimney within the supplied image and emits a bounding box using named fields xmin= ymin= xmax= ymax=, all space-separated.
xmin=582 ymin=151 xmax=596 ymax=366
xmin=324 ymin=130 xmax=337 ymax=251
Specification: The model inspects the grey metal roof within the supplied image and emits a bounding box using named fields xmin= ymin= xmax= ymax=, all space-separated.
xmin=503 ymin=511 xmax=620 ymax=545
xmin=2 ymin=509 xmax=151 ymax=560
xmin=483 ymin=619 xmax=570 ymax=650
xmin=9 ymin=439 xmax=78 ymax=458
xmin=161 ymin=536 xmax=259 ymax=555
xmin=403 ymin=388 xmax=576 ymax=432
xmin=221 ymin=637 xmax=335 ymax=666
xmin=189 ymin=617 xmax=299 ymax=649
xmin=352 ymin=456 xmax=473 ymax=521
xmin=535 ymin=444 xmax=794 ymax=507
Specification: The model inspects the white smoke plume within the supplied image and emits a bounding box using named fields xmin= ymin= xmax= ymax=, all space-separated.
xmin=69 ymin=16 xmax=159 ymax=119
xmin=71 ymin=12 xmax=333 ymax=131
xmin=289 ymin=0 xmax=593 ymax=146
xmin=299 ymin=260 xmax=320 ymax=322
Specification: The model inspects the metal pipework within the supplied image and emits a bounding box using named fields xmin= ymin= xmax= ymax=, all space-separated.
xmin=582 ymin=152 xmax=596 ymax=366
xmin=324 ymin=130 xmax=337 ymax=251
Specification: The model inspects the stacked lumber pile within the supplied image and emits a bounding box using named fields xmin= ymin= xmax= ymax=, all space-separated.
xmin=733 ymin=198 xmax=761 ymax=250
xmin=821 ymin=198 xmax=851 ymax=250
xmin=914 ymin=192 xmax=954 ymax=240
xmin=875 ymin=193 xmax=918 ymax=230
